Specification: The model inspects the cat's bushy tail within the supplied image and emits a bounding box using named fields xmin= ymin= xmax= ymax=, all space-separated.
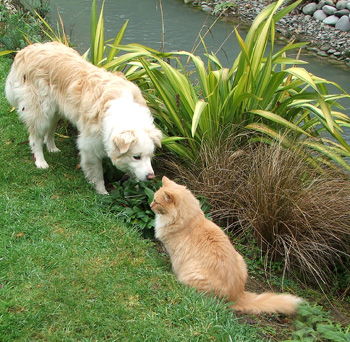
xmin=232 ymin=291 xmax=302 ymax=315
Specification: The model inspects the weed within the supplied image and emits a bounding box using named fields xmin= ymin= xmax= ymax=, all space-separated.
xmin=101 ymin=176 xmax=212 ymax=239
xmin=102 ymin=179 xmax=160 ymax=238
xmin=212 ymin=1 xmax=237 ymax=16
xmin=286 ymin=302 xmax=350 ymax=342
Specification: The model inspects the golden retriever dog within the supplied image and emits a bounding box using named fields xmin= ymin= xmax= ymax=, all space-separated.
xmin=5 ymin=42 xmax=162 ymax=194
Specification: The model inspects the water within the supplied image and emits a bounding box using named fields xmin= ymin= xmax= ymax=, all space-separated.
xmin=49 ymin=0 xmax=350 ymax=137
xmin=49 ymin=0 xmax=244 ymax=63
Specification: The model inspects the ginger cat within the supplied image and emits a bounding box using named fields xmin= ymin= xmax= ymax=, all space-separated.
xmin=151 ymin=176 xmax=302 ymax=315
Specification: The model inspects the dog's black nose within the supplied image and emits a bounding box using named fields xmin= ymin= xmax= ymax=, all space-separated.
xmin=146 ymin=173 xmax=155 ymax=180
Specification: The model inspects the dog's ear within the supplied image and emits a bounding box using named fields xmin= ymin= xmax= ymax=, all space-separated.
xmin=113 ymin=130 xmax=136 ymax=154
xmin=149 ymin=128 xmax=162 ymax=147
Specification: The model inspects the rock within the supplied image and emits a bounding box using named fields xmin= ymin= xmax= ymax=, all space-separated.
xmin=323 ymin=5 xmax=336 ymax=15
xmin=302 ymin=2 xmax=317 ymax=15
xmin=335 ymin=15 xmax=350 ymax=31
xmin=347 ymin=2 xmax=350 ymax=10
xmin=317 ymin=0 xmax=327 ymax=10
xmin=334 ymin=9 xmax=350 ymax=17
xmin=327 ymin=48 xmax=337 ymax=53
xmin=279 ymin=18 xmax=287 ymax=25
xmin=323 ymin=15 xmax=340 ymax=25
xmin=201 ymin=5 xmax=212 ymax=12
xmin=313 ymin=9 xmax=327 ymax=21
xmin=320 ymin=43 xmax=332 ymax=51
xmin=317 ymin=50 xmax=329 ymax=57
xmin=336 ymin=0 xmax=348 ymax=10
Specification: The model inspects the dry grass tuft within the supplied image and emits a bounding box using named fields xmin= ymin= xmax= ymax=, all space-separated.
xmin=162 ymin=134 xmax=350 ymax=290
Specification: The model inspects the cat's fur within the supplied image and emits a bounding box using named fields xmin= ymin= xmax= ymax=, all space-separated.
xmin=151 ymin=176 xmax=302 ymax=315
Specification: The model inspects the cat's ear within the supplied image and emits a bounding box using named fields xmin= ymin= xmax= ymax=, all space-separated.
xmin=163 ymin=190 xmax=174 ymax=203
xmin=162 ymin=176 xmax=171 ymax=185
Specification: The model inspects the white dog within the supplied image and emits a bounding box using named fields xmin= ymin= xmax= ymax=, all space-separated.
xmin=5 ymin=42 xmax=162 ymax=194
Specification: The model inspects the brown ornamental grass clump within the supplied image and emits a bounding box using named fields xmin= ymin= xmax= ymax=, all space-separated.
xmin=168 ymin=134 xmax=350 ymax=290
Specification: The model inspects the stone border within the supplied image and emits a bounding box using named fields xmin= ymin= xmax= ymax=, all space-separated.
xmin=183 ymin=0 xmax=350 ymax=68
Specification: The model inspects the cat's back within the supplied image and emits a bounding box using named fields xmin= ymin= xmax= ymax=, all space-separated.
xmin=176 ymin=216 xmax=247 ymax=296
xmin=192 ymin=217 xmax=235 ymax=258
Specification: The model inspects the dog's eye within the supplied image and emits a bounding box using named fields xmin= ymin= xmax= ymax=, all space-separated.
xmin=133 ymin=155 xmax=141 ymax=160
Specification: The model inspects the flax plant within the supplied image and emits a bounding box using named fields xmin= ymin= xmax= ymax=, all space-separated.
xmin=107 ymin=0 xmax=350 ymax=170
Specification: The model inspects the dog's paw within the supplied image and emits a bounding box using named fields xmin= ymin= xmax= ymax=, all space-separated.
xmin=95 ymin=184 xmax=108 ymax=195
xmin=35 ymin=159 xmax=49 ymax=169
xmin=47 ymin=146 xmax=61 ymax=153
xmin=96 ymin=188 xmax=109 ymax=195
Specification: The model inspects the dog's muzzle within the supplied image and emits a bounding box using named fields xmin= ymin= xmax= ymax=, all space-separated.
xmin=146 ymin=173 xmax=155 ymax=180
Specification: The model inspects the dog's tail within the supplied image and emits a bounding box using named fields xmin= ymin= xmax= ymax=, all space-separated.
xmin=232 ymin=291 xmax=302 ymax=315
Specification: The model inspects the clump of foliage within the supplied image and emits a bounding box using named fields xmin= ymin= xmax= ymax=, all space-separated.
xmin=233 ymin=142 xmax=350 ymax=290
xmin=28 ymin=0 xmax=50 ymax=18
xmin=286 ymin=302 xmax=350 ymax=342
xmin=101 ymin=176 xmax=212 ymax=239
xmin=102 ymin=179 xmax=159 ymax=238
xmin=166 ymin=134 xmax=350 ymax=290
xmin=0 ymin=1 xmax=47 ymax=51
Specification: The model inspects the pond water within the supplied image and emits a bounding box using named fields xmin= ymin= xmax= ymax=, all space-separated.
xmin=49 ymin=0 xmax=350 ymax=139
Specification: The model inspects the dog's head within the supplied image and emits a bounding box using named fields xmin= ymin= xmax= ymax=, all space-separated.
xmin=109 ymin=127 xmax=162 ymax=181
xmin=103 ymin=92 xmax=162 ymax=181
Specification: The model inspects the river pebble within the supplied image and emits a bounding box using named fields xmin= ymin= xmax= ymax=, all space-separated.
xmin=324 ymin=14 xmax=339 ymax=25
xmin=336 ymin=15 xmax=350 ymax=30
xmin=303 ymin=2 xmax=317 ymax=14
xmin=323 ymin=5 xmax=337 ymax=15
xmin=314 ymin=9 xmax=328 ymax=21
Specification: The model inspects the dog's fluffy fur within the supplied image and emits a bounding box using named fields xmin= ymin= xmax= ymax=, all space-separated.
xmin=5 ymin=42 xmax=162 ymax=194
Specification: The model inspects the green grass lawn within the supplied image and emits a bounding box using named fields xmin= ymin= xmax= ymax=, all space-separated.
xmin=0 ymin=57 xmax=269 ymax=341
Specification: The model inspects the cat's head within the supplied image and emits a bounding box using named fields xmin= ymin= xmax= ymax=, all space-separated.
xmin=150 ymin=176 xmax=179 ymax=216
xmin=150 ymin=176 xmax=200 ymax=218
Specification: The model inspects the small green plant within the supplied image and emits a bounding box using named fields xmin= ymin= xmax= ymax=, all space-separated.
xmin=212 ymin=1 xmax=236 ymax=16
xmin=285 ymin=302 xmax=350 ymax=342
xmin=28 ymin=0 xmax=50 ymax=18
xmin=102 ymin=179 xmax=160 ymax=238
xmin=0 ymin=3 xmax=43 ymax=51
xmin=102 ymin=177 xmax=212 ymax=238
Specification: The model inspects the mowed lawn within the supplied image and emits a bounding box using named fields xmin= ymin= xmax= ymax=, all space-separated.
xmin=0 ymin=57 xmax=267 ymax=341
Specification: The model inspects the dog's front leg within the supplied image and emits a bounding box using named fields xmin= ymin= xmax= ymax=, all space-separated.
xmin=79 ymin=149 xmax=107 ymax=194
xmin=29 ymin=133 xmax=49 ymax=169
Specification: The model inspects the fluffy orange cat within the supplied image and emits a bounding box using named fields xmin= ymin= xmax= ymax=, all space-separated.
xmin=151 ymin=176 xmax=302 ymax=315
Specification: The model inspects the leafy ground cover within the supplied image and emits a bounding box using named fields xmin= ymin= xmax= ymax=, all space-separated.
xmin=0 ymin=56 xmax=271 ymax=342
